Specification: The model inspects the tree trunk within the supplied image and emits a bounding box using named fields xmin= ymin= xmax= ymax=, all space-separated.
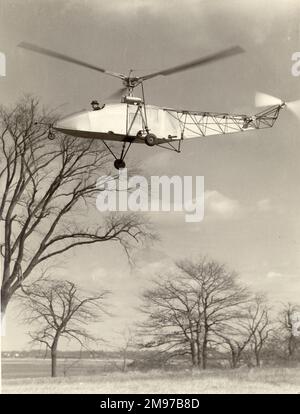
xmin=255 ymin=350 xmax=261 ymax=367
xmin=231 ymin=351 xmax=239 ymax=369
xmin=288 ymin=335 xmax=296 ymax=359
xmin=191 ymin=341 xmax=197 ymax=366
xmin=1 ymin=288 xmax=10 ymax=319
xmin=122 ymin=349 xmax=127 ymax=372
xmin=202 ymin=333 xmax=208 ymax=370
xmin=196 ymin=340 xmax=202 ymax=367
xmin=51 ymin=338 xmax=59 ymax=377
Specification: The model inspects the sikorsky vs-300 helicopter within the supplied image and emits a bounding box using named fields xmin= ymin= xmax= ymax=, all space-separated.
xmin=19 ymin=42 xmax=298 ymax=170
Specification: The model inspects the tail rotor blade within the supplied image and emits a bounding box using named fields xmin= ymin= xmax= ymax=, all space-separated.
xmin=287 ymin=99 xmax=300 ymax=119
xmin=255 ymin=92 xmax=282 ymax=107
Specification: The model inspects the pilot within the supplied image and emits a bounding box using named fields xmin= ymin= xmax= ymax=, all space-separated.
xmin=91 ymin=100 xmax=105 ymax=111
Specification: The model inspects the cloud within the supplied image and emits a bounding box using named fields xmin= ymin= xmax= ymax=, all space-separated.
xmin=91 ymin=267 xmax=108 ymax=283
xmin=256 ymin=198 xmax=283 ymax=215
xmin=266 ymin=271 xmax=283 ymax=279
xmin=257 ymin=198 xmax=272 ymax=212
xmin=204 ymin=190 xmax=242 ymax=220
xmin=143 ymin=150 xmax=174 ymax=172
xmin=203 ymin=193 xmax=281 ymax=221
xmin=132 ymin=247 xmax=169 ymax=266
xmin=266 ymin=271 xmax=298 ymax=280
xmin=144 ymin=189 xmax=242 ymax=225
xmin=91 ymin=0 xmax=203 ymax=15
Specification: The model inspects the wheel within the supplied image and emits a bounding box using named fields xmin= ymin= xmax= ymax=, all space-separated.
xmin=114 ymin=159 xmax=126 ymax=170
xmin=145 ymin=133 xmax=157 ymax=147
xmin=48 ymin=131 xmax=55 ymax=140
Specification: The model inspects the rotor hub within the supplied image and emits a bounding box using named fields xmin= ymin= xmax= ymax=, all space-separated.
xmin=123 ymin=77 xmax=140 ymax=89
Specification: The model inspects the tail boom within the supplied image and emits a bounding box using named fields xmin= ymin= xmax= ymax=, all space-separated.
xmin=163 ymin=103 xmax=285 ymax=140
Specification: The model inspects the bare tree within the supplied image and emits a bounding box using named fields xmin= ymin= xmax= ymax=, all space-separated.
xmin=0 ymin=97 xmax=154 ymax=316
xmin=247 ymin=296 xmax=273 ymax=367
xmin=118 ymin=327 xmax=135 ymax=372
xmin=277 ymin=303 xmax=300 ymax=360
xmin=140 ymin=257 xmax=249 ymax=369
xmin=176 ymin=259 xmax=249 ymax=369
xmin=215 ymin=314 xmax=253 ymax=368
xmin=19 ymin=279 xmax=108 ymax=377
xmin=214 ymin=296 xmax=273 ymax=368
xmin=140 ymin=276 xmax=200 ymax=366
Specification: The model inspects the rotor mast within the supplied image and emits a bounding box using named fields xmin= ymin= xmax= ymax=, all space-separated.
xmin=123 ymin=71 xmax=142 ymax=97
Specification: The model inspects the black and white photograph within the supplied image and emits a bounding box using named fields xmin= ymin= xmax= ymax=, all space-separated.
xmin=1 ymin=0 xmax=300 ymax=397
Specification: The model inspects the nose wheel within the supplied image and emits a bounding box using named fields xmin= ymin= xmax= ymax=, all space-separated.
xmin=114 ymin=159 xmax=126 ymax=170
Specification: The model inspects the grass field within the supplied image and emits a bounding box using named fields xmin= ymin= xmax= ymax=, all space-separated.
xmin=2 ymin=365 xmax=300 ymax=394
xmin=2 ymin=358 xmax=123 ymax=379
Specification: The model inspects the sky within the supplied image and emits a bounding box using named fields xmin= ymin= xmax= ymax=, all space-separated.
xmin=1 ymin=0 xmax=300 ymax=351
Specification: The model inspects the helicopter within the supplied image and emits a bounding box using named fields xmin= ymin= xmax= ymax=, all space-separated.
xmin=19 ymin=42 xmax=288 ymax=170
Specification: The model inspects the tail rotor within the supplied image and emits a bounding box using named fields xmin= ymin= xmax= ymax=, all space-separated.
xmin=255 ymin=92 xmax=300 ymax=119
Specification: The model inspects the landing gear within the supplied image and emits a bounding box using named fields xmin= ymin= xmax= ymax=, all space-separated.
xmin=102 ymin=140 xmax=130 ymax=170
xmin=102 ymin=95 xmax=159 ymax=169
xmin=48 ymin=130 xmax=55 ymax=140
xmin=145 ymin=133 xmax=157 ymax=147
xmin=114 ymin=159 xmax=126 ymax=170
xmin=34 ymin=122 xmax=56 ymax=140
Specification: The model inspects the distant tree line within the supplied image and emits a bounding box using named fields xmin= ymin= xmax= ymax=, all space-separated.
xmin=17 ymin=257 xmax=300 ymax=376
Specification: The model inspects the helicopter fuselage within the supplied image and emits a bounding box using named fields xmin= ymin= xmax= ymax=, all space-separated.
xmin=53 ymin=102 xmax=180 ymax=144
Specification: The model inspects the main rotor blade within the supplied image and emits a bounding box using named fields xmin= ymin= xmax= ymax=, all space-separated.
xmin=18 ymin=42 xmax=126 ymax=80
xmin=139 ymin=45 xmax=245 ymax=81
xmin=105 ymin=87 xmax=128 ymax=100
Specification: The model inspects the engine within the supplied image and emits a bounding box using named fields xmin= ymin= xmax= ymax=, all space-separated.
xmin=121 ymin=95 xmax=143 ymax=105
